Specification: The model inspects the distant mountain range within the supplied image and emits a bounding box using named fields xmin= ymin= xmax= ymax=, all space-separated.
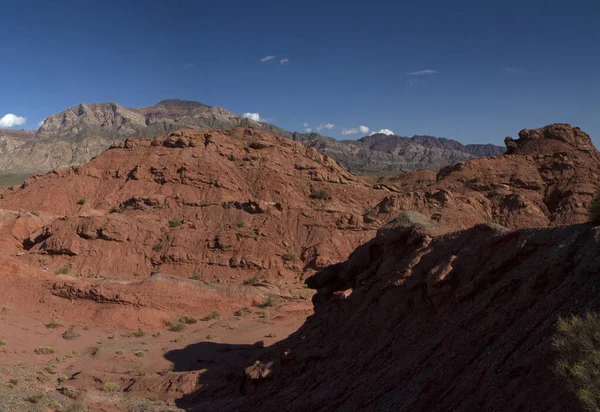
xmin=0 ymin=99 xmax=504 ymax=176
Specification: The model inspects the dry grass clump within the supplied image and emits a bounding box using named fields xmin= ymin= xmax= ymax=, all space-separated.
xmin=553 ymin=312 xmax=600 ymax=411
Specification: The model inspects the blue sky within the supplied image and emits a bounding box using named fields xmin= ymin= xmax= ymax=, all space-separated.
xmin=1 ymin=0 xmax=599 ymax=144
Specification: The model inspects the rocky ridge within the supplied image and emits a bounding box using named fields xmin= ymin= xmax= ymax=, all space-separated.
xmin=0 ymin=99 xmax=503 ymax=176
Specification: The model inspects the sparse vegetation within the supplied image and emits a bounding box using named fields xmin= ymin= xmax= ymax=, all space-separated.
xmin=169 ymin=322 xmax=186 ymax=332
xmin=282 ymin=252 xmax=296 ymax=262
xmin=234 ymin=307 xmax=251 ymax=317
xmin=552 ymin=312 xmax=600 ymax=411
xmin=590 ymin=187 xmax=600 ymax=224
xmin=173 ymin=335 xmax=185 ymax=343
xmin=103 ymin=381 xmax=120 ymax=392
xmin=109 ymin=207 xmax=118 ymax=213
xmin=56 ymin=266 xmax=69 ymax=275
xmin=134 ymin=350 xmax=146 ymax=357
xmin=244 ymin=275 xmax=259 ymax=285
xmin=310 ymin=189 xmax=330 ymax=200
xmin=62 ymin=326 xmax=80 ymax=340
xmin=34 ymin=346 xmax=55 ymax=355
xmin=116 ymin=349 xmax=125 ymax=355
xmin=31 ymin=210 xmax=39 ymax=216
xmin=46 ymin=317 xmax=63 ymax=329
xmin=49 ymin=400 xmax=64 ymax=410
xmin=236 ymin=220 xmax=245 ymax=228
xmin=265 ymin=332 xmax=277 ymax=338
xmin=179 ymin=315 xmax=197 ymax=325
xmin=64 ymin=403 xmax=87 ymax=412
xmin=77 ymin=198 xmax=86 ymax=205
xmin=91 ymin=347 xmax=99 ymax=356
xmin=152 ymin=242 xmax=163 ymax=251
xmin=259 ymin=309 xmax=269 ymax=319
xmin=191 ymin=272 xmax=201 ymax=280
xmin=25 ymin=394 xmax=44 ymax=404
xmin=206 ymin=335 xmax=214 ymax=340
xmin=132 ymin=328 xmax=145 ymax=337
xmin=202 ymin=310 xmax=220 ymax=321
xmin=0 ymin=338 xmax=5 ymax=346
xmin=8 ymin=378 xmax=18 ymax=386
xmin=260 ymin=296 xmax=274 ymax=308
xmin=169 ymin=217 xmax=184 ymax=228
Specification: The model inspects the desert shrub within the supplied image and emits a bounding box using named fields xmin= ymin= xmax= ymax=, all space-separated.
xmin=590 ymin=188 xmax=600 ymax=224
xmin=310 ymin=189 xmax=330 ymax=200
xmin=244 ymin=275 xmax=259 ymax=285
xmin=169 ymin=218 xmax=184 ymax=228
xmin=191 ymin=272 xmax=201 ymax=280
xmin=34 ymin=346 xmax=55 ymax=355
xmin=282 ymin=252 xmax=296 ymax=262
xmin=103 ymin=381 xmax=120 ymax=392
xmin=46 ymin=317 xmax=63 ymax=329
xmin=265 ymin=332 xmax=277 ymax=338
xmin=234 ymin=307 xmax=251 ymax=317
xmin=108 ymin=207 xmax=118 ymax=213
xmin=152 ymin=242 xmax=163 ymax=251
xmin=77 ymin=199 xmax=86 ymax=205
xmin=552 ymin=312 xmax=600 ymax=411
xmin=169 ymin=323 xmax=186 ymax=332
xmin=62 ymin=326 xmax=80 ymax=340
xmin=0 ymin=338 xmax=5 ymax=346
xmin=25 ymin=394 xmax=43 ymax=404
xmin=64 ymin=403 xmax=87 ymax=412
xmin=179 ymin=315 xmax=197 ymax=325
xmin=56 ymin=266 xmax=69 ymax=275
xmin=260 ymin=297 xmax=274 ymax=308
xmin=236 ymin=220 xmax=245 ymax=228
xmin=31 ymin=211 xmax=39 ymax=216
xmin=202 ymin=311 xmax=219 ymax=321
xmin=132 ymin=328 xmax=145 ymax=338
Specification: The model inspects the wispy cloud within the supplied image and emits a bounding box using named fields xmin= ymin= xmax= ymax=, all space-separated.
xmin=183 ymin=64 xmax=196 ymax=69
xmin=260 ymin=56 xmax=275 ymax=62
xmin=316 ymin=123 xmax=335 ymax=132
xmin=341 ymin=125 xmax=370 ymax=136
xmin=407 ymin=69 xmax=438 ymax=76
xmin=0 ymin=114 xmax=26 ymax=128
xmin=305 ymin=128 xmax=312 ymax=133
xmin=243 ymin=112 xmax=261 ymax=121
xmin=370 ymin=129 xmax=395 ymax=136
xmin=279 ymin=58 xmax=289 ymax=65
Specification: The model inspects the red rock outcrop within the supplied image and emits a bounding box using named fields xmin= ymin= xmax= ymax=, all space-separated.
xmin=368 ymin=124 xmax=600 ymax=229
xmin=180 ymin=212 xmax=600 ymax=411
xmin=0 ymin=128 xmax=385 ymax=282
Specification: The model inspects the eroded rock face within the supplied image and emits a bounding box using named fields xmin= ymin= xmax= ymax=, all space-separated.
xmin=0 ymin=128 xmax=385 ymax=281
xmin=190 ymin=215 xmax=600 ymax=411
xmin=368 ymin=124 xmax=600 ymax=229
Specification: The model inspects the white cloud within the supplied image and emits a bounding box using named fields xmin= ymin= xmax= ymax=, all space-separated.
xmin=38 ymin=119 xmax=45 ymax=127
xmin=303 ymin=122 xmax=310 ymax=127
xmin=0 ymin=114 xmax=26 ymax=128
xmin=370 ymin=129 xmax=395 ymax=136
xmin=280 ymin=58 xmax=289 ymax=65
xmin=260 ymin=56 xmax=275 ymax=62
xmin=243 ymin=112 xmax=261 ymax=122
xmin=406 ymin=69 xmax=438 ymax=76
xmin=341 ymin=125 xmax=370 ymax=136
xmin=316 ymin=123 xmax=335 ymax=132
xmin=305 ymin=128 xmax=312 ymax=133
xmin=183 ymin=64 xmax=196 ymax=69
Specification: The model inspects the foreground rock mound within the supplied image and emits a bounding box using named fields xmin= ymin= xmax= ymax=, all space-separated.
xmin=369 ymin=124 xmax=600 ymax=229
xmin=184 ymin=213 xmax=600 ymax=411
xmin=0 ymin=128 xmax=384 ymax=282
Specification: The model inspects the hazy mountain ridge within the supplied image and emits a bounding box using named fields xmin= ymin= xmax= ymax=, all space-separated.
xmin=0 ymin=99 xmax=504 ymax=176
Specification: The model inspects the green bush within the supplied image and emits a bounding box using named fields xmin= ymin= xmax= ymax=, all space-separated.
xmin=169 ymin=218 xmax=184 ymax=228
xmin=310 ymin=189 xmax=330 ymax=200
xmin=282 ymin=252 xmax=296 ymax=262
xmin=77 ymin=199 xmax=86 ymax=205
xmin=191 ymin=272 xmax=201 ymax=280
xmin=552 ymin=312 xmax=600 ymax=411
xmin=56 ymin=266 xmax=69 ymax=275
xmin=202 ymin=311 xmax=219 ymax=321
xmin=103 ymin=382 xmax=120 ymax=392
